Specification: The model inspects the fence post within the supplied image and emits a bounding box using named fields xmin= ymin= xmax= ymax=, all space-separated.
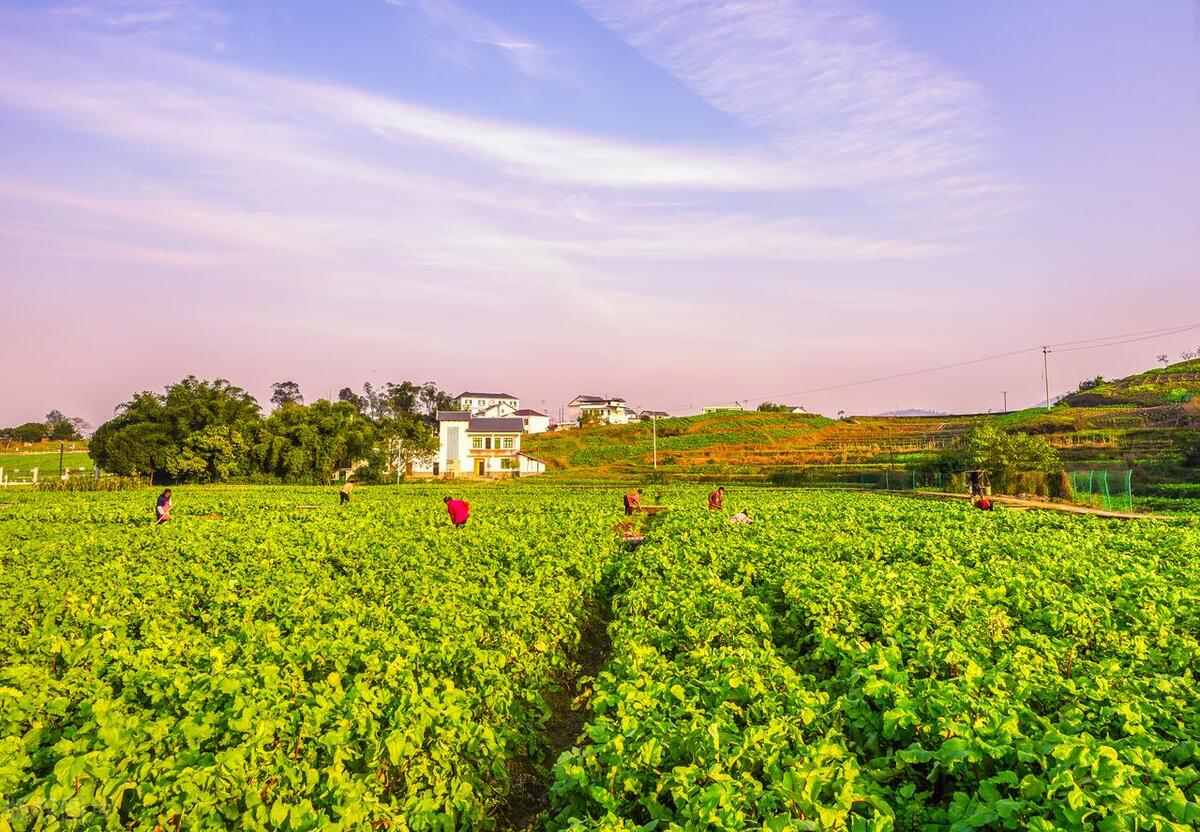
xmin=31 ymin=467 xmax=38 ymax=483
xmin=1125 ymin=470 xmax=1133 ymax=513
xmin=1101 ymin=470 xmax=1111 ymax=510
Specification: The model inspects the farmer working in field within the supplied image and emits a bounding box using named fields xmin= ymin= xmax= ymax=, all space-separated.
xmin=708 ymin=486 xmax=725 ymax=511
xmin=444 ymin=495 xmax=470 ymax=527
xmin=155 ymin=489 xmax=172 ymax=524
xmin=623 ymin=488 xmax=642 ymax=516
xmin=339 ymin=480 xmax=354 ymax=504
xmin=729 ymin=508 xmax=754 ymax=525
xmin=967 ymin=470 xmax=985 ymax=499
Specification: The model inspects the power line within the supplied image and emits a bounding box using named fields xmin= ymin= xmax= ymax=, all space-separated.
xmin=653 ymin=321 xmax=1200 ymax=413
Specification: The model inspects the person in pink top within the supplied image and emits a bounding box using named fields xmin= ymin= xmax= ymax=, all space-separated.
xmin=444 ymin=495 xmax=470 ymax=527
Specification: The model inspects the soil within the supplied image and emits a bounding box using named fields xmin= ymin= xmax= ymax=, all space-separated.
xmin=493 ymin=608 xmax=612 ymax=831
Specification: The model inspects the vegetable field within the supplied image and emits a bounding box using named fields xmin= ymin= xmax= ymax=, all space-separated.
xmin=2 ymin=487 xmax=1199 ymax=830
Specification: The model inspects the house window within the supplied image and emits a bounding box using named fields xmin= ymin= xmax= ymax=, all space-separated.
xmin=485 ymin=437 xmax=493 ymax=450
xmin=472 ymin=437 xmax=483 ymax=449
xmin=502 ymin=437 xmax=514 ymax=449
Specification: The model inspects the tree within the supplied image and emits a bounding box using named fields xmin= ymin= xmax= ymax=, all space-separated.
xmin=941 ymin=424 xmax=1062 ymax=478
xmin=1157 ymin=354 xmax=1170 ymax=365
xmin=2 ymin=422 xmax=49 ymax=442
xmin=271 ymin=380 xmax=304 ymax=409
xmin=372 ymin=414 xmax=439 ymax=480
xmin=757 ymin=401 xmax=791 ymax=413
xmin=255 ymin=400 xmax=374 ymax=483
xmin=338 ymin=387 xmax=367 ymax=414
xmin=1076 ymin=376 xmax=1105 ymax=393
xmin=44 ymin=410 xmax=85 ymax=440
xmin=90 ymin=377 xmax=261 ymax=481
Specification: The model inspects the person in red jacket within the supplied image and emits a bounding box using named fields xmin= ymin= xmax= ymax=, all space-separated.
xmin=444 ymin=495 xmax=470 ymax=527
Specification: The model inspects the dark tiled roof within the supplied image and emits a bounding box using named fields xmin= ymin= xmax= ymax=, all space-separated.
xmin=436 ymin=411 xmax=471 ymax=421
xmin=469 ymin=418 xmax=524 ymax=432
xmin=456 ymin=392 xmax=516 ymax=399
xmin=573 ymin=395 xmax=626 ymax=404
xmin=514 ymin=409 xmax=547 ymax=417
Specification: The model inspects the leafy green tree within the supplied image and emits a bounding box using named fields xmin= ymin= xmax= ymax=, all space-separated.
xmin=90 ymin=377 xmax=261 ymax=482
xmin=943 ymin=424 xmax=1062 ymax=477
xmin=375 ymin=415 xmax=439 ymax=480
xmin=271 ymin=380 xmax=304 ymax=409
xmin=255 ymin=399 xmax=374 ymax=483
xmin=3 ymin=422 xmax=48 ymax=442
xmin=757 ymin=401 xmax=790 ymax=412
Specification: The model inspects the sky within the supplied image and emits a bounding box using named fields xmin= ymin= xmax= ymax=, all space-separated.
xmin=1 ymin=0 xmax=1198 ymax=426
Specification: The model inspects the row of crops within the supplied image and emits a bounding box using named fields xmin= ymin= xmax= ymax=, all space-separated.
xmin=2 ymin=487 xmax=1199 ymax=829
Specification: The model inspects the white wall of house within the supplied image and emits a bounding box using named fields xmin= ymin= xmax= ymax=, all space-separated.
xmin=518 ymin=413 xmax=550 ymax=433
xmin=409 ymin=413 xmax=541 ymax=476
xmin=455 ymin=394 xmax=519 ymax=415
xmin=580 ymin=403 xmax=631 ymax=425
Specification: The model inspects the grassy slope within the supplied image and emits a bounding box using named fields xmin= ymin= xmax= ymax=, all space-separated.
xmin=0 ymin=450 xmax=94 ymax=479
xmin=526 ymin=362 xmax=1200 ymax=481
xmin=1061 ymin=358 xmax=1200 ymax=406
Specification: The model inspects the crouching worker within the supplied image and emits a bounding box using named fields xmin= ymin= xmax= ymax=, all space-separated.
xmin=708 ymin=486 xmax=725 ymax=511
xmin=623 ymin=488 xmax=642 ymax=516
xmin=155 ymin=489 xmax=172 ymax=524
xmin=730 ymin=508 xmax=754 ymax=525
xmin=444 ymin=495 xmax=470 ymax=527
xmin=974 ymin=496 xmax=994 ymax=511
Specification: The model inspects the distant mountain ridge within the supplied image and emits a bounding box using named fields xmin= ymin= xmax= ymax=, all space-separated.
xmin=876 ymin=408 xmax=949 ymax=418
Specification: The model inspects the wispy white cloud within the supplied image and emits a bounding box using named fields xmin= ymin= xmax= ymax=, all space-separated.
xmin=577 ymin=0 xmax=1014 ymax=211
xmin=51 ymin=0 xmax=230 ymax=46
xmin=384 ymin=0 xmax=561 ymax=81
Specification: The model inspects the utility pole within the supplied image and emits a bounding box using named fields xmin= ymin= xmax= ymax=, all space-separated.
xmin=652 ymin=413 xmax=658 ymax=470
xmin=1042 ymin=347 xmax=1052 ymax=411
xmin=1002 ymin=391 xmax=1008 ymax=413
xmin=58 ymin=442 xmax=64 ymax=478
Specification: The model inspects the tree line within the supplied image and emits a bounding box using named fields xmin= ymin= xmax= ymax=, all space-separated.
xmin=1 ymin=411 xmax=90 ymax=443
xmin=88 ymin=377 xmax=452 ymax=484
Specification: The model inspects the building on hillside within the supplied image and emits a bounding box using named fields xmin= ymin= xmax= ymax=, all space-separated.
xmin=639 ymin=410 xmax=669 ymax=421
xmin=513 ymin=409 xmax=551 ymax=434
xmin=568 ymin=395 xmax=631 ymax=426
xmin=409 ymin=411 xmax=544 ymax=477
xmin=454 ymin=392 xmax=519 ymax=417
xmin=790 ymin=406 xmax=808 ymax=414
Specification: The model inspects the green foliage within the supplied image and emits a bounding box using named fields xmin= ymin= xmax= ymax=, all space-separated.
xmin=0 ymin=486 xmax=619 ymax=829
xmin=940 ymin=424 xmax=1062 ymax=478
xmin=757 ymin=401 xmax=791 ymax=412
xmin=548 ymin=490 xmax=1200 ymax=830
xmin=254 ymin=400 xmax=374 ymax=484
xmin=2 ymin=487 xmax=1199 ymax=829
xmin=90 ymin=378 xmax=260 ymax=482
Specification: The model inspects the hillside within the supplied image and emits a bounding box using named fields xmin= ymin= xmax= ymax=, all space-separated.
xmin=1061 ymin=359 xmax=1200 ymax=407
xmin=524 ymin=362 xmax=1200 ymax=482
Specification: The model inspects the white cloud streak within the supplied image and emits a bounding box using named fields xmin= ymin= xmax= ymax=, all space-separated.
xmin=577 ymin=0 xmax=1014 ymax=208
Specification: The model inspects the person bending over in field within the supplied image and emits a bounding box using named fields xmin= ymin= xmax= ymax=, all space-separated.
xmin=708 ymin=486 xmax=725 ymax=510
xmin=339 ymin=480 xmax=353 ymax=504
xmin=444 ymin=495 xmax=470 ymax=527
xmin=973 ymin=496 xmax=994 ymax=511
xmin=729 ymin=508 xmax=754 ymax=525
xmin=623 ymin=488 xmax=642 ymax=516
xmin=155 ymin=489 xmax=172 ymax=524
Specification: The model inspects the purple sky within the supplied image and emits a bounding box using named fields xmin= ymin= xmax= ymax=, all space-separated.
xmin=2 ymin=0 xmax=1198 ymax=426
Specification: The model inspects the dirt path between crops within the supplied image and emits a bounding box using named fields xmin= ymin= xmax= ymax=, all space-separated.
xmin=494 ymin=607 xmax=612 ymax=831
xmin=905 ymin=491 xmax=1169 ymax=521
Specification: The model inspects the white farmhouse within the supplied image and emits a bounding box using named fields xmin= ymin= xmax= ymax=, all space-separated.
xmin=409 ymin=411 xmax=545 ymax=477
xmin=454 ymin=392 xmax=519 ymax=417
xmin=514 ymin=409 xmax=551 ymax=434
xmin=568 ymin=395 xmax=632 ymax=426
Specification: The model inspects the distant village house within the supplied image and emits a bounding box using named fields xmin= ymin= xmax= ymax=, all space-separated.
xmin=514 ymin=409 xmax=550 ymax=434
xmin=454 ymin=392 xmax=519 ymax=417
xmin=569 ymin=395 xmax=632 ymax=426
xmin=408 ymin=412 xmax=545 ymax=477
